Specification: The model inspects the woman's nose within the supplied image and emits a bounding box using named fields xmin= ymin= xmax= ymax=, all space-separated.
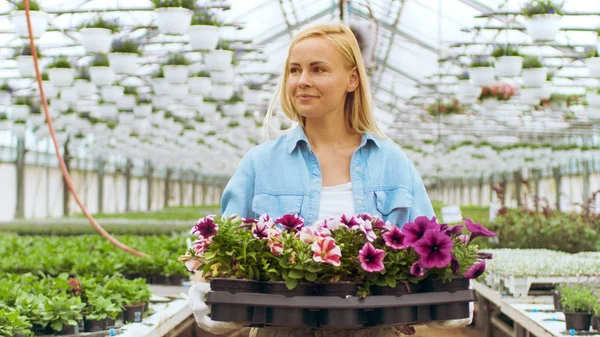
xmin=297 ymin=70 xmax=312 ymax=88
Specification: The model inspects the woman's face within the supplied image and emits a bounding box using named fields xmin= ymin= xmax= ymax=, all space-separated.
xmin=286 ymin=37 xmax=358 ymax=120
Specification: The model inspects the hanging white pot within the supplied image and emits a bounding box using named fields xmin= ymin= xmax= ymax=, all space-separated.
xmin=41 ymin=80 xmax=58 ymax=99
xmin=533 ymin=82 xmax=551 ymax=99
xmin=219 ymin=26 xmax=237 ymax=41
xmin=11 ymin=11 xmax=48 ymax=38
xmin=521 ymin=68 xmax=547 ymax=87
xmin=16 ymin=55 xmax=38 ymax=78
xmin=198 ymin=102 xmax=218 ymax=115
xmin=480 ymin=98 xmax=499 ymax=110
xmin=520 ymin=88 xmax=540 ymax=105
xmin=211 ymin=84 xmax=234 ymax=100
xmin=101 ymin=86 xmax=124 ymax=103
xmin=152 ymin=95 xmax=172 ymax=109
xmin=73 ymin=80 xmax=96 ymax=97
xmin=89 ymin=66 xmax=115 ymax=86
xmin=169 ymin=83 xmax=189 ymax=101
xmin=184 ymin=94 xmax=204 ymax=107
xmin=50 ymin=98 xmax=69 ymax=112
xmin=188 ymin=77 xmax=212 ymax=95
xmin=204 ymin=50 xmax=234 ymax=71
xmin=134 ymin=104 xmax=152 ymax=117
xmin=9 ymin=105 xmax=31 ymax=120
xmin=74 ymin=100 xmax=95 ymax=113
xmin=468 ymin=67 xmax=495 ymax=87
xmin=0 ymin=120 xmax=13 ymax=131
xmin=118 ymin=113 xmax=135 ymax=124
xmin=108 ymin=53 xmax=138 ymax=75
xmin=222 ymin=102 xmax=247 ymax=117
xmin=210 ymin=69 xmax=235 ymax=84
xmin=495 ymin=56 xmax=523 ymax=77
xmin=152 ymin=78 xmax=171 ymax=95
xmin=60 ymin=86 xmax=79 ymax=103
xmin=79 ymin=28 xmax=113 ymax=54
xmin=163 ymin=65 xmax=189 ymax=84
xmin=586 ymin=92 xmax=600 ymax=108
xmin=243 ymin=89 xmax=263 ymax=105
xmin=98 ymin=104 xmax=118 ymax=119
xmin=117 ymin=94 xmax=136 ymax=110
xmin=189 ymin=25 xmax=220 ymax=51
xmin=525 ymin=14 xmax=561 ymax=42
xmin=154 ymin=7 xmax=193 ymax=35
xmin=12 ymin=123 xmax=28 ymax=137
xmin=48 ymin=68 xmax=75 ymax=87
xmin=585 ymin=58 xmax=600 ymax=78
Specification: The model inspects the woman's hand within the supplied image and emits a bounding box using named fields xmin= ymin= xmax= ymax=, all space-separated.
xmin=188 ymin=281 xmax=243 ymax=335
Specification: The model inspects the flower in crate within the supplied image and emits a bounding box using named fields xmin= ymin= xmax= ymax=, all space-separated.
xmin=410 ymin=261 xmax=425 ymax=277
xmin=275 ymin=213 xmax=304 ymax=232
xmin=382 ymin=226 xmax=407 ymax=250
xmin=464 ymin=260 xmax=486 ymax=279
xmin=464 ymin=218 xmax=497 ymax=242
xmin=340 ymin=213 xmax=361 ymax=229
xmin=311 ymin=237 xmax=342 ymax=266
xmin=193 ymin=236 xmax=211 ymax=253
xmin=300 ymin=226 xmax=330 ymax=244
xmin=358 ymin=242 xmax=386 ymax=273
xmin=190 ymin=215 xmax=218 ymax=239
xmin=403 ymin=216 xmax=440 ymax=246
xmin=357 ymin=217 xmax=377 ymax=242
xmin=414 ymin=229 xmax=454 ymax=269
xmin=267 ymin=233 xmax=283 ymax=256
xmin=252 ymin=220 xmax=271 ymax=240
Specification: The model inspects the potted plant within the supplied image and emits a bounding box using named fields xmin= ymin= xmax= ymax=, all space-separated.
xmin=117 ymin=86 xmax=137 ymax=110
xmin=88 ymin=54 xmax=115 ymax=86
xmin=211 ymin=83 xmax=234 ymax=101
xmin=79 ymin=17 xmax=120 ymax=54
xmin=0 ymin=83 xmax=12 ymax=106
xmin=222 ymin=92 xmax=246 ymax=117
xmin=151 ymin=67 xmax=171 ymax=97
xmin=592 ymin=299 xmax=600 ymax=332
xmin=585 ymin=87 xmax=600 ymax=108
xmin=205 ymin=42 xmax=234 ymax=72
xmin=11 ymin=0 xmax=48 ymax=38
xmin=101 ymin=83 xmax=124 ymax=103
xmin=492 ymin=45 xmax=523 ymax=77
xmin=210 ymin=68 xmax=235 ymax=84
xmin=521 ymin=55 xmax=547 ymax=87
xmin=9 ymin=96 xmax=31 ymax=120
xmin=83 ymin=294 xmax=119 ymax=332
xmin=162 ymin=53 xmax=190 ymax=84
xmin=468 ymin=56 xmax=494 ymax=87
xmin=189 ymin=70 xmax=212 ymax=96
xmin=151 ymin=0 xmax=195 ymax=35
xmin=108 ymin=38 xmax=141 ymax=75
xmin=169 ymin=82 xmax=190 ymax=101
xmin=0 ymin=112 xmax=11 ymax=131
xmin=0 ymin=308 xmax=32 ymax=337
xmin=522 ymin=0 xmax=563 ymax=41
xmin=479 ymin=82 xmax=518 ymax=109
xmin=557 ymin=283 xmax=595 ymax=331
xmin=15 ymin=44 xmax=41 ymax=78
xmin=583 ymin=47 xmax=600 ymax=78
xmin=189 ymin=10 xmax=221 ymax=51
xmin=73 ymin=68 xmax=96 ymax=97
xmin=47 ymin=57 xmax=74 ymax=87
xmin=134 ymin=96 xmax=153 ymax=117
xmin=41 ymin=294 xmax=86 ymax=335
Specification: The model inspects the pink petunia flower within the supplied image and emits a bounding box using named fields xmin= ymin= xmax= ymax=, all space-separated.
xmin=358 ymin=242 xmax=386 ymax=273
xmin=252 ymin=220 xmax=271 ymax=240
xmin=357 ymin=217 xmax=377 ymax=242
xmin=410 ymin=261 xmax=425 ymax=277
xmin=340 ymin=214 xmax=361 ymax=229
xmin=311 ymin=237 xmax=342 ymax=266
xmin=464 ymin=218 xmax=497 ymax=242
xmin=299 ymin=227 xmax=321 ymax=244
xmin=315 ymin=217 xmax=346 ymax=231
xmin=413 ymin=229 xmax=454 ymax=269
xmin=267 ymin=234 xmax=283 ymax=256
xmin=459 ymin=234 xmax=470 ymax=245
xmin=402 ymin=216 xmax=440 ymax=246
xmin=185 ymin=259 xmax=202 ymax=272
xmin=190 ymin=215 xmax=218 ymax=239
xmin=193 ymin=236 xmax=211 ymax=253
xmin=382 ymin=226 xmax=407 ymax=250
xmin=275 ymin=213 xmax=304 ymax=232
xmin=464 ymin=260 xmax=486 ymax=279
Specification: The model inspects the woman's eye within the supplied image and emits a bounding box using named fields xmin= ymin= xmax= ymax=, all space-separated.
xmin=314 ymin=67 xmax=324 ymax=73
xmin=290 ymin=68 xmax=299 ymax=74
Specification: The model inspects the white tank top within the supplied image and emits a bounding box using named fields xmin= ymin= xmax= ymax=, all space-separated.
xmin=318 ymin=182 xmax=355 ymax=221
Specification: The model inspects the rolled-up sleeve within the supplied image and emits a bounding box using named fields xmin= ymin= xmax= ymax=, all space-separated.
xmin=221 ymin=150 xmax=256 ymax=218
xmin=408 ymin=165 xmax=435 ymax=221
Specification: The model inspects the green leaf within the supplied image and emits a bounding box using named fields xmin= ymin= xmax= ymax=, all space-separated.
xmin=285 ymin=277 xmax=298 ymax=290
xmin=292 ymin=264 xmax=304 ymax=270
xmin=279 ymin=259 xmax=289 ymax=268
xmin=225 ymin=251 xmax=234 ymax=256
xmin=288 ymin=269 xmax=304 ymax=279
xmin=375 ymin=278 xmax=388 ymax=287
xmin=304 ymin=271 xmax=317 ymax=282
xmin=386 ymin=275 xmax=397 ymax=288
xmin=388 ymin=267 xmax=400 ymax=275
xmin=306 ymin=265 xmax=319 ymax=273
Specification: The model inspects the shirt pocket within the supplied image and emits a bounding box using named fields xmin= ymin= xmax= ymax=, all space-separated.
xmin=252 ymin=193 xmax=304 ymax=220
xmin=374 ymin=187 xmax=413 ymax=227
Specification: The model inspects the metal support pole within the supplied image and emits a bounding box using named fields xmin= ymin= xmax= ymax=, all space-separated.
xmin=501 ymin=173 xmax=508 ymax=208
xmin=489 ymin=174 xmax=494 ymax=203
xmin=97 ymin=158 xmax=105 ymax=214
xmin=125 ymin=159 xmax=132 ymax=212
xmin=532 ymin=169 xmax=541 ymax=211
xmin=553 ymin=166 xmax=562 ymax=211
xmin=478 ymin=176 xmax=484 ymax=206
xmin=192 ymin=173 xmax=197 ymax=206
xmin=165 ymin=168 xmax=172 ymax=208
xmin=15 ymin=136 xmax=25 ymax=218
xmin=62 ymin=140 xmax=71 ymax=217
xmin=459 ymin=178 xmax=464 ymax=205
xmin=179 ymin=170 xmax=185 ymax=207
xmin=513 ymin=170 xmax=523 ymax=208
xmin=582 ymin=160 xmax=590 ymax=202
xmin=146 ymin=161 xmax=153 ymax=211
xmin=202 ymin=178 xmax=208 ymax=206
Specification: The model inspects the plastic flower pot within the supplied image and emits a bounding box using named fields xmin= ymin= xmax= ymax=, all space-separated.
xmin=265 ymin=281 xmax=316 ymax=297
xmin=495 ymin=56 xmax=523 ymax=77
xmin=123 ymin=303 xmax=145 ymax=323
xmin=533 ymin=82 xmax=551 ymax=99
xmin=211 ymin=303 xmax=255 ymax=322
xmin=520 ymin=88 xmax=540 ymax=105
xmin=89 ymin=66 xmax=115 ymax=86
xmin=0 ymin=121 xmax=13 ymax=131
xmin=154 ymin=7 xmax=193 ymax=35
xmin=98 ymin=104 xmax=118 ymax=118
xmin=468 ymin=67 xmax=495 ymax=87
xmin=266 ymin=307 xmax=305 ymax=326
xmin=525 ymin=14 xmax=561 ymax=42
xmin=564 ymin=312 xmax=592 ymax=331
xmin=522 ymin=68 xmax=547 ymax=87
xmin=108 ymin=53 xmax=138 ymax=75
xmin=9 ymin=105 xmax=30 ymax=120
xmin=210 ymin=69 xmax=235 ymax=84
xmin=41 ymin=80 xmax=58 ymax=99
xmin=321 ymin=308 xmax=364 ymax=328
xmin=61 ymin=86 xmax=79 ymax=103
xmin=134 ymin=104 xmax=152 ymax=117
xmin=106 ymin=317 xmax=117 ymax=328
xmin=169 ymin=83 xmax=189 ymax=101
xmin=585 ymin=57 xmax=600 ymax=78
xmin=421 ymin=277 xmax=470 ymax=293
xmin=163 ymin=65 xmax=189 ymax=84
xmin=592 ymin=315 xmax=598 ymax=331
xmin=198 ymin=102 xmax=218 ymax=114
xmin=54 ymin=323 xmax=80 ymax=335
xmin=117 ymin=94 xmax=136 ymax=110
xmin=210 ymin=278 xmax=262 ymax=294
xmin=118 ymin=113 xmax=135 ymax=125
xmin=152 ymin=95 xmax=171 ymax=109
xmin=553 ymin=291 xmax=562 ymax=311
xmin=212 ymin=84 xmax=234 ymax=100
xmin=48 ymin=68 xmax=75 ymax=87
xmin=586 ymin=92 xmax=600 ymax=108
xmin=184 ymin=94 xmax=204 ymax=107
xmin=84 ymin=318 xmax=107 ymax=332
xmin=152 ymin=78 xmax=170 ymax=95
xmin=168 ymin=274 xmax=185 ymax=286
xmin=188 ymin=77 xmax=212 ymax=95
xmin=370 ymin=306 xmax=418 ymax=326
xmin=101 ymin=86 xmax=124 ymax=103
xmin=74 ymin=79 xmax=96 ymax=97
xmin=189 ymin=25 xmax=220 ymax=51
xmin=11 ymin=11 xmax=48 ymax=38
xmin=204 ymin=50 xmax=234 ymax=71
xmin=16 ymin=55 xmax=37 ymax=78
xmin=317 ymin=282 xmax=362 ymax=297
xmin=372 ymin=282 xmax=420 ymax=296
xmin=80 ymin=28 xmax=113 ymax=54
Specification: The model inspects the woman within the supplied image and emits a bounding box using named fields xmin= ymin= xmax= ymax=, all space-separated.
xmin=189 ymin=23 xmax=470 ymax=337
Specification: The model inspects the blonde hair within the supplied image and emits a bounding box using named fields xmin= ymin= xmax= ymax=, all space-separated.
xmin=263 ymin=23 xmax=386 ymax=140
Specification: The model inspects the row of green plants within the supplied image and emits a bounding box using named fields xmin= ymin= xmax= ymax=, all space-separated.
xmin=0 ymin=273 xmax=151 ymax=337
xmin=0 ymin=222 xmax=191 ymax=236
xmin=556 ymin=282 xmax=600 ymax=331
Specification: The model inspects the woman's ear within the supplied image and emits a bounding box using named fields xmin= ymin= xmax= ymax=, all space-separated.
xmin=347 ymin=67 xmax=359 ymax=93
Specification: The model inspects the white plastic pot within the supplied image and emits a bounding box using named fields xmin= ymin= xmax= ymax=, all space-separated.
xmin=184 ymin=94 xmax=204 ymax=107
xmin=50 ymin=98 xmax=69 ymax=113
xmin=60 ymin=87 xmax=79 ymax=103
xmin=9 ymin=105 xmax=30 ymax=119
xmin=118 ymin=113 xmax=135 ymax=124
xmin=11 ymin=11 xmax=48 ymax=38
xmin=117 ymin=94 xmax=136 ymax=110
xmin=585 ymin=58 xmax=600 ymax=78
xmin=41 ymin=81 xmax=58 ymax=99
xmin=480 ymin=98 xmax=499 ymax=110
xmin=211 ymin=84 xmax=233 ymax=100
xmin=134 ymin=104 xmax=152 ymax=117
xmin=79 ymin=28 xmax=113 ymax=54
xmin=198 ymin=102 xmax=218 ymax=115
xmin=98 ymin=104 xmax=118 ymax=119
xmin=522 ymin=68 xmax=547 ymax=87
xmin=188 ymin=77 xmax=212 ymax=95
xmin=243 ymin=89 xmax=263 ymax=105
xmin=73 ymin=80 xmax=96 ymax=97
xmin=468 ymin=67 xmax=495 ymax=87
xmin=74 ymin=100 xmax=95 ymax=113
xmin=0 ymin=121 xmax=12 ymax=131
xmin=210 ymin=69 xmax=234 ymax=84
xmin=101 ymin=86 xmax=124 ymax=103
xmin=89 ymin=66 xmax=115 ymax=86
xmin=520 ymin=88 xmax=540 ymax=105
xmin=108 ymin=53 xmax=138 ymax=75
xmin=222 ymin=102 xmax=247 ymax=117
xmin=533 ymin=83 xmax=551 ymax=99
xmin=12 ymin=123 xmax=28 ymax=137
xmin=495 ymin=56 xmax=523 ymax=77
xmin=163 ymin=65 xmax=189 ymax=84
xmin=152 ymin=78 xmax=171 ymax=95
xmin=152 ymin=95 xmax=172 ymax=109
xmin=169 ymin=83 xmax=189 ymax=101
xmin=48 ymin=68 xmax=75 ymax=87
xmin=189 ymin=25 xmax=220 ymax=51
xmin=525 ymin=14 xmax=561 ymax=42
xmin=204 ymin=50 xmax=234 ymax=71
xmin=154 ymin=7 xmax=193 ymax=35
xmin=16 ymin=55 xmax=38 ymax=78
xmin=586 ymin=92 xmax=600 ymax=108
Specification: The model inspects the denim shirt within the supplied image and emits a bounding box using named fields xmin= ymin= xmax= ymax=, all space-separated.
xmin=221 ymin=126 xmax=435 ymax=227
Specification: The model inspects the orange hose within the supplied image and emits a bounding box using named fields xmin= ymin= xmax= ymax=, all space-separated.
xmin=23 ymin=0 xmax=150 ymax=258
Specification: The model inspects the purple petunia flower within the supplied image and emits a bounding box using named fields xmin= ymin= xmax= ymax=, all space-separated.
xmin=358 ymin=242 xmax=386 ymax=273
xmin=275 ymin=213 xmax=304 ymax=232
xmin=382 ymin=226 xmax=407 ymax=250
xmin=357 ymin=218 xmax=377 ymax=242
xmin=459 ymin=234 xmax=470 ymax=245
xmin=442 ymin=224 xmax=463 ymax=237
xmin=252 ymin=220 xmax=271 ymax=240
xmin=451 ymin=254 xmax=460 ymax=275
xmin=413 ymin=229 xmax=453 ymax=269
xmin=464 ymin=260 xmax=486 ymax=279
xmin=403 ymin=216 xmax=440 ymax=246
xmin=190 ymin=215 xmax=218 ymax=239
xmin=371 ymin=216 xmax=388 ymax=230
xmin=242 ymin=217 xmax=257 ymax=225
xmin=410 ymin=261 xmax=425 ymax=277
xmin=464 ymin=218 xmax=497 ymax=242
xmin=478 ymin=252 xmax=493 ymax=260
xmin=340 ymin=214 xmax=361 ymax=229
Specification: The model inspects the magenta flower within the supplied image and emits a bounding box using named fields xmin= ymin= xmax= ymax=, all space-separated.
xmin=242 ymin=217 xmax=257 ymax=225
xmin=190 ymin=215 xmax=218 ymax=239
xmin=451 ymin=254 xmax=460 ymax=275
xmin=340 ymin=214 xmax=361 ymax=229
xmin=441 ymin=224 xmax=463 ymax=237
xmin=299 ymin=226 xmax=326 ymax=244
xmin=356 ymin=213 xmax=374 ymax=221
xmin=322 ymin=218 xmax=346 ymax=231
xmin=358 ymin=242 xmax=386 ymax=273
xmin=258 ymin=214 xmax=271 ymax=222
xmin=464 ymin=218 xmax=497 ymax=242
xmin=459 ymin=234 xmax=470 ymax=245
xmin=276 ymin=213 xmax=304 ymax=232
xmin=464 ymin=260 xmax=486 ymax=279
xmin=311 ymin=237 xmax=342 ymax=266
xmin=193 ymin=237 xmax=211 ymax=253
xmin=402 ymin=216 xmax=440 ymax=246
xmin=357 ymin=218 xmax=377 ymax=242
xmin=410 ymin=261 xmax=425 ymax=277
xmin=414 ymin=229 xmax=453 ymax=269
xmin=382 ymin=226 xmax=407 ymax=250
xmin=478 ymin=252 xmax=493 ymax=260
xmin=267 ymin=234 xmax=283 ymax=256
xmin=252 ymin=221 xmax=271 ymax=240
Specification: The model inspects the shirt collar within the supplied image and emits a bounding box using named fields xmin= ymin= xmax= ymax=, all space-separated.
xmin=286 ymin=126 xmax=382 ymax=154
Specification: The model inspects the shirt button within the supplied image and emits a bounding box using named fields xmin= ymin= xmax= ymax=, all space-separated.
xmin=354 ymin=167 xmax=361 ymax=172
xmin=357 ymin=199 xmax=363 ymax=205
